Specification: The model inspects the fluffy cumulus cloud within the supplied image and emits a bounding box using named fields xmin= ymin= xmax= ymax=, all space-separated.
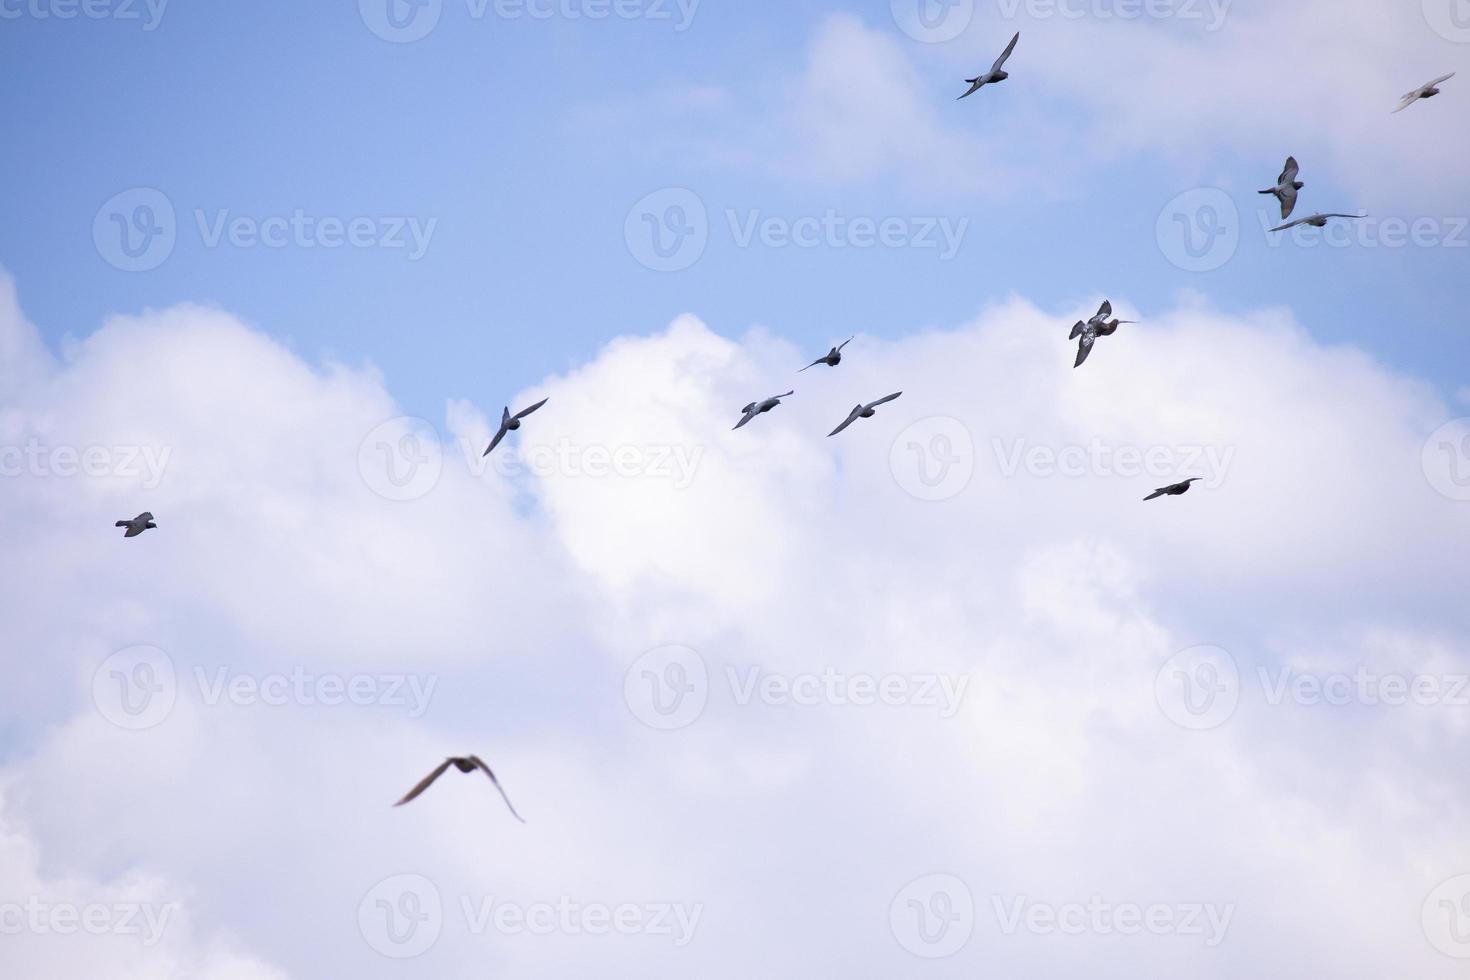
xmin=2 ymin=269 xmax=1469 ymax=977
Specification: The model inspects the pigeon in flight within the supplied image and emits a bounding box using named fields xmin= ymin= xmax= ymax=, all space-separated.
xmin=958 ymin=32 xmax=1019 ymax=100
xmin=800 ymin=337 xmax=854 ymax=372
xmin=115 ymin=512 xmax=157 ymax=538
xmin=1393 ymin=73 xmax=1454 ymax=113
xmin=828 ymin=392 xmax=903 ymax=437
xmin=1144 ymin=478 xmax=1202 ymax=501
xmin=394 ymin=755 xmax=525 ymax=822
xmin=1259 ymin=156 xmax=1304 ymax=220
xmin=1069 ymin=302 xmax=1134 ymax=369
xmin=1269 ymin=212 xmax=1365 ymax=233
xmin=733 ymin=392 xmax=794 ymax=430
xmin=483 ymin=398 xmax=549 ymax=456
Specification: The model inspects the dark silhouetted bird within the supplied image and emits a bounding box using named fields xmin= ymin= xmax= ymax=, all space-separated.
xmin=800 ymin=337 xmax=854 ymax=372
xmin=1259 ymin=156 xmax=1303 ymax=220
xmin=1070 ymin=302 xmax=1134 ymax=369
xmin=395 ymin=755 xmax=525 ymax=822
xmin=958 ymin=32 xmax=1019 ymax=99
xmin=115 ymin=512 xmax=156 ymax=538
xmin=484 ymin=399 xmax=549 ymax=456
xmin=733 ymin=392 xmax=794 ymax=430
xmin=828 ymin=392 xmax=903 ymax=437
xmin=1144 ymin=478 xmax=1203 ymax=501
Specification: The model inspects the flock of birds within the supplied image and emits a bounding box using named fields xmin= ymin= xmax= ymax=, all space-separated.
xmin=106 ymin=32 xmax=1458 ymax=819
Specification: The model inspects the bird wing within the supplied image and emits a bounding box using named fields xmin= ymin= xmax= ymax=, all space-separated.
xmin=470 ymin=756 xmax=526 ymax=823
xmin=483 ymin=424 xmax=509 ymax=456
xmin=123 ymin=525 xmax=146 ymax=538
xmin=512 ymin=398 xmax=549 ymax=422
xmin=991 ymin=31 xmax=1020 ymax=72
xmin=394 ymin=759 xmax=454 ymax=806
xmin=1068 ymin=320 xmax=1084 ymax=340
xmin=866 ymin=392 xmax=903 ymax=410
xmin=957 ymin=79 xmax=985 ymax=100
xmin=798 ymin=358 xmax=825 ymax=372
xmin=1074 ymin=338 xmax=1094 ymax=369
xmin=1393 ymin=91 xmax=1420 ymax=112
xmin=828 ymin=408 xmax=862 ymax=437
xmin=1429 ymin=72 xmax=1456 ymax=87
xmin=1322 ymin=213 xmax=1364 ymax=220
xmin=1279 ymin=156 xmax=1299 ymax=183
xmin=732 ymin=412 xmax=755 ymax=430
xmin=1143 ymin=489 xmax=1168 ymax=501
xmin=1095 ymin=300 xmax=1112 ymax=319
xmin=837 ymin=336 xmax=854 ymax=352
xmin=1279 ymin=184 xmax=1298 ymax=219
xmin=1269 ymin=217 xmax=1302 ymax=232
xmin=136 ymin=512 xmax=154 ymax=522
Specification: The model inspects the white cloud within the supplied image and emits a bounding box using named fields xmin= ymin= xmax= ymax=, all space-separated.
xmin=2 ymin=273 xmax=1469 ymax=976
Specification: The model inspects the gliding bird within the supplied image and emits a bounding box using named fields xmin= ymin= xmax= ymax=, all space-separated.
xmin=115 ymin=512 xmax=157 ymax=538
xmin=828 ymin=392 xmax=903 ymax=437
xmin=1393 ymin=73 xmax=1454 ymax=113
xmin=1070 ymin=302 xmax=1134 ymax=369
xmin=483 ymin=398 xmax=549 ymax=456
xmin=394 ymin=755 xmax=526 ymax=822
xmin=1259 ymin=156 xmax=1304 ymax=220
xmin=1268 ymin=212 xmax=1365 ymax=233
xmin=1144 ymin=478 xmax=1202 ymax=501
xmin=958 ymin=32 xmax=1019 ymax=100
xmin=800 ymin=337 xmax=854 ymax=372
xmin=733 ymin=392 xmax=794 ymax=430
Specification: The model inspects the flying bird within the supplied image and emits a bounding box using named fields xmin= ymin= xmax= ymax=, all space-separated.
xmin=1144 ymin=478 xmax=1203 ymax=501
xmin=1268 ymin=212 xmax=1365 ymax=233
xmin=483 ymin=398 xmax=549 ymax=456
xmin=115 ymin=512 xmax=156 ymax=538
xmin=394 ymin=755 xmax=525 ymax=822
xmin=1393 ymin=73 xmax=1454 ymax=113
xmin=828 ymin=392 xmax=903 ymax=437
xmin=800 ymin=337 xmax=854 ymax=372
xmin=1069 ymin=302 xmax=1134 ymax=369
xmin=1259 ymin=156 xmax=1304 ymax=220
xmin=733 ymin=391 xmax=794 ymax=430
xmin=958 ymin=32 xmax=1019 ymax=100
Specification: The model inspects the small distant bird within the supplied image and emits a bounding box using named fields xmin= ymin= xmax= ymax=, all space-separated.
xmin=483 ymin=398 xmax=549 ymax=456
xmin=115 ymin=512 xmax=157 ymax=538
xmin=1144 ymin=478 xmax=1202 ymax=501
xmin=958 ymin=32 xmax=1019 ymax=100
xmin=800 ymin=337 xmax=854 ymax=372
xmin=1069 ymin=302 xmax=1134 ymax=369
xmin=1269 ymin=212 xmax=1365 ymax=233
xmin=828 ymin=392 xmax=903 ymax=437
xmin=733 ymin=391 xmax=794 ymax=430
xmin=1259 ymin=156 xmax=1304 ymax=220
xmin=394 ymin=755 xmax=525 ymax=822
xmin=1393 ymin=73 xmax=1454 ymax=113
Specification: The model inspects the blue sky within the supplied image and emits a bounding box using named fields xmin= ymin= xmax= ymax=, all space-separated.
xmin=2 ymin=0 xmax=1467 ymax=423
